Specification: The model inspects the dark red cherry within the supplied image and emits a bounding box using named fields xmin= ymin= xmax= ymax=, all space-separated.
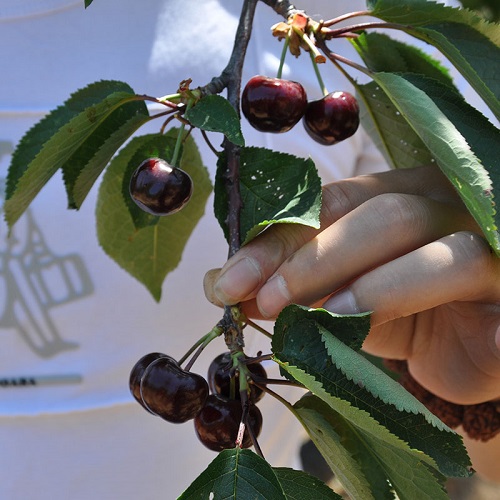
xmin=194 ymin=394 xmax=263 ymax=452
xmin=129 ymin=352 xmax=167 ymax=413
xmin=241 ymin=75 xmax=307 ymax=133
xmin=129 ymin=157 xmax=192 ymax=216
xmin=140 ymin=356 xmax=208 ymax=423
xmin=207 ymin=352 xmax=267 ymax=403
xmin=303 ymin=91 xmax=360 ymax=145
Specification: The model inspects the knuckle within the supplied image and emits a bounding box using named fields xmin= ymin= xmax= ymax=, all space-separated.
xmin=370 ymin=193 xmax=428 ymax=238
xmin=321 ymin=182 xmax=357 ymax=225
xmin=450 ymin=231 xmax=493 ymax=275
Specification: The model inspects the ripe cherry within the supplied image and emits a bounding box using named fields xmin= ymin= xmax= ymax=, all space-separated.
xmin=140 ymin=356 xmax=208 ymax=423
xmin=303 ymin=91 xmax=360 ymax=145
xmin=129 ymin=157 xmax=193 ymax=216
xmin=207 ymin=352 xmax=267 ymax=403
xmin=241 ymin=75 xmax=307 ymax=133
xmin=129 ymin=352 xmax=167 ymax=413
xmin=194 ymin=394 xmax=263 ymax=452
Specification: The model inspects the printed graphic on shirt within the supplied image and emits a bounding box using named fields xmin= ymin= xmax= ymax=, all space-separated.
xmin=1 ymin=161 xmax=93 ymax=359
xmin=0 ymin=1 xmax=80 ymax=22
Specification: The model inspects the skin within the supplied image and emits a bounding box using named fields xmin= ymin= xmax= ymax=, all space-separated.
xmin=204 ymin=165 xmax=500 ymax=482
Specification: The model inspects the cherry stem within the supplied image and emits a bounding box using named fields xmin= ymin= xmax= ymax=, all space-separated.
xmin=170 ymin=100 xmax=194 ymax=167
xmin=247 ymin=415 xmax=265 ymax=458
xmin=239 ymin=391 xmax=265 ymax=458
xmin=277 ymin=35 xmax=290 ymax=79
xmin=309 ymin=50 xmax=328 ymax=97
xmin=179 ymin=325 xmax=222 ymax=369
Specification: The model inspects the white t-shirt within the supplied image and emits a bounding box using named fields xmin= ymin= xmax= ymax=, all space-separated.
xmin=0 ymin=1 xmax=385 ymax=498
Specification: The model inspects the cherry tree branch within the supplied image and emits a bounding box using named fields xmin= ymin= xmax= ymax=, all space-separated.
xmin=202 ymin=0 xmax=260 ymax=353
xmin=259 ymin=0 xmax=297 ymax=17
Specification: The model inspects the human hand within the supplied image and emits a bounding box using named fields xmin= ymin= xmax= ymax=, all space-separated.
xmin=204 ymin=165 xmax=500 ymax=406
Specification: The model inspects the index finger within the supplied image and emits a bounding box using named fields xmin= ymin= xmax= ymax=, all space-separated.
xmin=209 ymin=165 xmax=458 ymax=306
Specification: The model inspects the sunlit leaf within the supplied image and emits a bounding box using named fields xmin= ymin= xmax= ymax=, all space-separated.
xmin=5 ymin=80 xmax=148 ymax=226
xmin=185 ymin=94 xmax=245 ymax=146
xmin=214 ymin=147 xmax=322 ymax=245
xmin=272 ymin=305 xmax=472 ymax=478
xmin=96 ymin=132 xmax=211 ymax=300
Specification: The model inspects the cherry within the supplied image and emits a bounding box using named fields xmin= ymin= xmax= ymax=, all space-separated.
xmin=241 ymin=75 xmax=307 ymax=133
xmin=207 ymin=352 xmax=267 ymax=403
xmin=129 ymin=352 xmax=167 ymax=413
xmin=140 ymin=356 xmax=208 ymax=423
xmin=194 ymin=394 xmax=263 ymax=452
xmin=303 ymin=91 xmax=360 ymax=145
xmin=129 ymin=157 xmax=192 ymax=216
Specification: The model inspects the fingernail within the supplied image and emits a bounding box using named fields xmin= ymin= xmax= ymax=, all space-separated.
xmin=203 ymin=268 xmax=224 ymax=307
xmin=323 ymin=288 xmax=360 ymax=314
xmin=214 ymin=257 xmax=262 ymax=304
xmin=495 ymin=327 xmax=500 ymax=352
xmin=256 ymin=274 xmax=291 ymax=318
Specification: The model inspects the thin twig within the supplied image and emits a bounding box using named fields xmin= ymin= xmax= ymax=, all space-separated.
xmin=245 ymin=319 xmax=273 ymax=339
xmin=315 ymin=35 xmax=373 ymax=77
xmin=200 ymin=129 xmax=221 ymax=157
xmin=321 ymin=10 xmax=371 ymax=28
xmin=326 ymin=21 xmax=412 ymax=38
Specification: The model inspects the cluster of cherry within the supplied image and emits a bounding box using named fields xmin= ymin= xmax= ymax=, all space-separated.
xmin=129 ymin=352 xmax=267 ymax=451
xmin=242 ymin=75 xmax=360 ymax=144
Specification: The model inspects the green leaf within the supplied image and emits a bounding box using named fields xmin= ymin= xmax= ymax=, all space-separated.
xmin=272 ymin=306 xmax=472 ymax=478
xmin=352 ymin=31 xmax=457 ymax=170
xmin=372 ymin=71 xmax=500 ymax=253
xmin=295 ymin=394 xmax=391 ymax=500
xmin=5 ymin=80 xmax=146 ymax=227
xmin=367 ymin=0 xmax=500 ymax=119
xmin=273 ymin=305 xmax=371 ymax=351
xmin=353 ymin=32 xmax=455 ymax=87
xmin=96 ymin=132 xmax=212 ymax=300
xmin=402 ymin=72 xmax=500 ymax=231
xmin=295 ymin=394 xmax=449 ymax=500
xmin=272 ymin=468 xmax=342 ymax=500
xmin=459 ymin=0 xmax=500 ymax=22
xmin=7 ymin=80 xmax=130 ymax=198
xmin=185 ymin=95 xmax=245 ymax=146
xmin=178 ymin=448 xmax=340 ymax=500
xmin=214 ymin=147 xmax=322 ymax=245
xmin=178 ymin=448 xmax=286 ymax=500
xmin=357 ymin=81 xmax=436 ymax=169
xmin=62 ymin=102 xmax=150 ymax=209
xmin=352 ymin=32 xmax=466 ymax=169
xmin=84 ymin=0 xmax=93 ymax=7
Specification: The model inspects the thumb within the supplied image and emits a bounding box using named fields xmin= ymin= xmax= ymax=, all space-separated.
xmin=203 ymin=268 xmax=224 ymax=307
